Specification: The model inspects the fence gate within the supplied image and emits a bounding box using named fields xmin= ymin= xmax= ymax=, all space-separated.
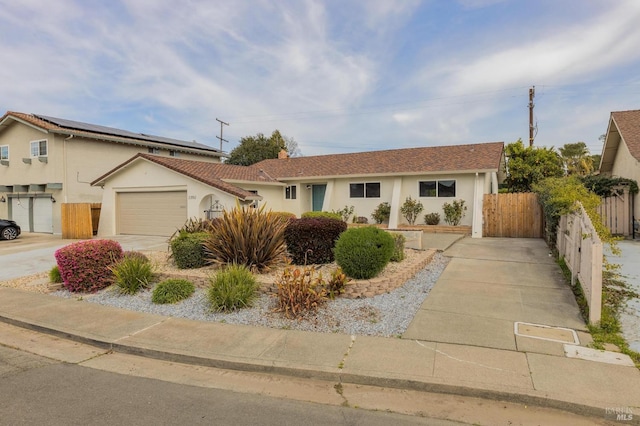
xmin=597 ymin=186 xmax=631 ymax=237
xmin=483 ymin=193 xmax=543 ymax=238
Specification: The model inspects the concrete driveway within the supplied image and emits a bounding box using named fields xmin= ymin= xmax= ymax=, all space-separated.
xmin=404 ymin=237 xmax=588 ymax=353
xmin=0 ymin=234 xmax=169 ymax=281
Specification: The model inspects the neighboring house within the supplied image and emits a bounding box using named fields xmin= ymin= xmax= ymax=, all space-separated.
xmin=0 ymin=111 xmax=223 ymax=235
xmin=92 ymin=142 xmax=505 ymax=237
xmin=599 ymin=109 xmax=640 ymax=225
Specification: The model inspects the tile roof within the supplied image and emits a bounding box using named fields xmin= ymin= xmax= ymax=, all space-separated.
xmin=0 ymin=111 xmax=221 ymax=155
xmin=91 ymin=154 xmax=270 ymax=200
xmin=252 ymin=142 xmax=504 ymax=179
xmin=611 ymin=110 xmax=640 ymax=161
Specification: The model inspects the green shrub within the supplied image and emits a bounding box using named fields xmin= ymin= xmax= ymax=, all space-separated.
xmin=389 ymin=233 xmax=406 ymax=262
xmin=49 ymin=265 xmax=63 ymax=284
xmin=110 ymin=256 xmax=156 ymax=295
xmin=152 ymin=279 xmax=195 ymax=304
xmin=208 ymin=264 xmax=258 ymax=311
xmin=284 ymin=217 xmax=347 ymax=265
xmin=331 ymin=205 xmax=354 ymax=222
xmin=54 ymin=239 xmax=123 ymax=293
xmin=442 ymin=199 xmax=467 ymax=226
xmin=371 ymin=202 xmax=391 ymax=224
xmin=204 ymin=204 xmax=288 ymax=272
xmin=301 ymin=211 xmax=342 ymax=221
xmin=400 ymin=197 xmax=423 ymax=225
xmin=334 ymin=227 xmax=395 ymax=279
xmin=424 ymin=212 xmax=440 ymax=225
xmin=271 ymin=211 xmax=297 ymax=224
xmin=326 ymin=267 xmax=350 ymax=299
xmin=274 ymin=265 xmax=327 ymax=318
xmin=170 ymin=231 xmax=209 ymax=269
xmin=170 ymin=217 xmax=217 ymax=241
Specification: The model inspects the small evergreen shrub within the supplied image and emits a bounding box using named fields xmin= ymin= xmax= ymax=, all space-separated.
xmin=424 ymin=212 xmax=440 ymax=225
xmin=442 ymin=199 xmax=467 ymax=226
xmin=400 ymin=197 xmax=423 ymax=226
xmin=123 ymin=250 xmax=149 ymax=263
xmin=170 ymin=217 xmax=217 ymax=241
xmin=284 ymin=218 xmax=347 ymax=264
xmin=110 ymin=255 xmax=155 ymax=295
xmin=170 ymin=231 xmax=209 ymax=269
xmin=334 ymin=227 xmax=395 ymax=280
xmin=301 ymin=211 xmax=342 ymax=221
xmin=55 ymin=239 xmax=123 ymax=293
xmin=271 ymin=211 xmax=297 ymax=224
xmin=49 ymin=265 xmax=63 ymax=284
xmin=371 ymin=202 xmax=391 ymax=224
xmin=389 ymin=233 xmax=406 ymax=262
xmin=208 ymin=264 xmax=258 ymax=311
xmin=152 ymin=279 xmax=195 ymax=304
xmin=274 ymin=265 xmax=327 ymax=318
xmin=204 ymin=204 xmax=288 ymax=272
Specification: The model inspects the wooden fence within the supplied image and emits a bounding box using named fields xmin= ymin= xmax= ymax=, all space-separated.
xmin=482 ymin=193 xmax=543 ymax=238
xmin=61 ymin=203 xmax=101 ymax=239
xmin=556 ymin=203 xmax=602 ymax=324
xmin=597 ymin=186 xmax=631 ymax=237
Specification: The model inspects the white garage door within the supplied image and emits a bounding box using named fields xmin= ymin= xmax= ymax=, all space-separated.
xmin=33 ymin=197 xmax=53 ymax=233
xmin=117 ymin=191 xmax=187 ymax=236
xmin=10 ymin=197 xmax=30 ymax=231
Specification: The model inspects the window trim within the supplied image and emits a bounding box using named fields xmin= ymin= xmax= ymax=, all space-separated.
xmin=349 ymin=182 xmax=381 ymax=198
xmin=148 ymin=147 xmax=160 ymax=154
xmin=169 ymin=150 xmax=179 ymax=157
xmin=0 ymin=145 xmax=8 ymax=160
xmin=30 ymin=139 xmax=48 ymax=157
xmin=419 ymin=179 xmax=457 ymax=198
xmin=285 ymin=185 xmax=297 ymax=200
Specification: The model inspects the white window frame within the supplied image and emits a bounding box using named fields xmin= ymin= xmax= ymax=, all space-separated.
xmin=349 ymin=182 xmax=381 ymax=198
xmin=0 ymin=145 xmax=8 ymax=160
xmin=285 ymin=185 xmax=297 ymax=200
xmin=148 ymin=147 xmax=160 ymax=154
xmin=419 ymin=179 xmax=457 ymax=198
xmin=169 ymin=150 xmax=179 ymax=157
xmin=30 ymin=139 xmax=47 ymax=157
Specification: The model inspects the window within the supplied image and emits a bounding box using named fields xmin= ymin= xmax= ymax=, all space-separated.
xmin=419 ymin=179 xmax=456 ymax=197
xmin=148 ymin=147 xmax=159 ymax=154
xmin=0 ymin=145 xmax=8 ymax=160
xmin=169 ymin=150 xmax=179 ymax=157
xmin=349 ymin=182 xmax=380 ymax=198
xmin=285 ymin=185 xmax=297 ymax=200
xmin=30 ymin=140 xmax=47 ymax=157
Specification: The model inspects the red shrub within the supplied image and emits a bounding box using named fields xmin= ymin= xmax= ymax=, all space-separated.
xmin=54 ymin=239 xmax=123 ymax=292
xmin=284 ymin=218 xmax=347 ymax=264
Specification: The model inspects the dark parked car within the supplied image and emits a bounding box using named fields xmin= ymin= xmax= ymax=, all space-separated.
xmin=0 ymin=219 xmax=20 ymax=240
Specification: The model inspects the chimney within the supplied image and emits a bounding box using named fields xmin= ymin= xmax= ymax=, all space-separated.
xmin=278 ymin=149 xmax=288 ymax=159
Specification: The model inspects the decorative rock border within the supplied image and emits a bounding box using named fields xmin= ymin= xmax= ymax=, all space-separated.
xmin=154 ymin=249 xmax=437 ymax=299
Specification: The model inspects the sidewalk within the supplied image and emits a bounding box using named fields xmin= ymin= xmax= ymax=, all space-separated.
xmin=1 ymin=237 xmax=639 ymax=421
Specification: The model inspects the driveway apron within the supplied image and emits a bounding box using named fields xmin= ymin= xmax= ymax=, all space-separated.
xmin=404 ymin=237 xmax=587 ymax=352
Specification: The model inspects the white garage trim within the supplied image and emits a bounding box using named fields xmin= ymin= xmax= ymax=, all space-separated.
xmin=117 ymin=191 xmax=187 ymax=236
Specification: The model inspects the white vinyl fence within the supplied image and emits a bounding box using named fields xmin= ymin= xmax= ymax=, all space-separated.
xmin=556 ymin=203 xmax=602 ymax=324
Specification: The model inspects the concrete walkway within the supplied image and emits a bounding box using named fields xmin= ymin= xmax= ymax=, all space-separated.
xmin=1 ymin=236 xmax=639 ymax=421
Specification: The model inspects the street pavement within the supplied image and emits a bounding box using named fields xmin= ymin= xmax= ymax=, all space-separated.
xmin=0 ymin=234 xmax=639 ymax=423
xmin=608 ymin=239 xmax=640 ymax=353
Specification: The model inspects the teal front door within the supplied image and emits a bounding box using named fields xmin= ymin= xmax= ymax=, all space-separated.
xmin=312 ymin=184 xmax=326 ymax=211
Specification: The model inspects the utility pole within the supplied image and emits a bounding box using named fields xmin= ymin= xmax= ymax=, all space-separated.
xmin=216 ymin=118 xmax=229 ymax=152
xmin=528 ymin=86 xmax=535 ymax=147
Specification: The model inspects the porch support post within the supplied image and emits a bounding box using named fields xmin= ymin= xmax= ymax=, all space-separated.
xmin=472 ymin=172 xmax=484 ymax=238
xmin=388 ymin=177 xmax=402 ymax=229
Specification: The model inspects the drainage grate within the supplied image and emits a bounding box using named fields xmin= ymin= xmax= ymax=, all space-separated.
xmin=514 ymin=322 xmax=580 ymax=345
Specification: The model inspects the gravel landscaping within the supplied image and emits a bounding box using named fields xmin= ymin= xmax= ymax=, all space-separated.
xmin=52 ymin=252 xmax=449 ymax=337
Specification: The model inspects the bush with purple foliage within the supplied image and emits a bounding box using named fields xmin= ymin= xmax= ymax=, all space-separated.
xmin=284 ymin=218 xmax=347 ymax=265
xmin=54 ymin=239 xmax=123 ymax=292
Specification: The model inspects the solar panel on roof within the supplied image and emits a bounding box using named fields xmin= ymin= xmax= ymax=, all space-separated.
xmin=34 ymin=114 xmax=219 ymax=152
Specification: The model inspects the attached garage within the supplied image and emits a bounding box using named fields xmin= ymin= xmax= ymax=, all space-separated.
xmin=117 ymin=191 xmax=187 ymax=236
xmin=10 ymin=197 xmax=30 ymax=231
xmin=9 ymin=196 xmax=53 ymax=233
xmin=33 ymin=197 xmax=53 ymax=233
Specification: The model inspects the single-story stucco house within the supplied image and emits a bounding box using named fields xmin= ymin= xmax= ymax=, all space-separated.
xmin=599 ymin=109 xmax=640 ymax=225
xmin=91 ymin=141 xmax=505 ymax=238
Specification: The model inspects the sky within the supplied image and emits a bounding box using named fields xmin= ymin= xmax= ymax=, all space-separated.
xmin=1 ymin=0 xmax=639 ymax=157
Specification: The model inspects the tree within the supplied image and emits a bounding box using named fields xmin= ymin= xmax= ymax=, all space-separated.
xmin=559 ymin=142 xmax=594 ymax=176
xmin=504 ymin=139 xmax=564 ymax=192
xmin=225 ymin=130 xmax=299 ymax=165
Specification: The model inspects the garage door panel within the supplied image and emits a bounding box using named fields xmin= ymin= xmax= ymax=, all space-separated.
xmin=117 ymin=192 xmax=187 ymax=236
xmin=33 ymin=198 xmax=53 ymax=233
xmin=10 ymin=198 xmax=30 ymax=232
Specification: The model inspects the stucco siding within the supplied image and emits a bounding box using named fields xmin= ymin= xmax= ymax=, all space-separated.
xmin=610 ymin=139 xmax=640 ymax=216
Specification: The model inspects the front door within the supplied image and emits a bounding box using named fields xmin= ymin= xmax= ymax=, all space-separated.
xmin=312 ymin=184 xmax=326 ymax=211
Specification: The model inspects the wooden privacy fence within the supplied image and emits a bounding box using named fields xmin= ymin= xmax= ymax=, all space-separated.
xmin=556 ymin=203 xmax=602 ymax=324
xmin=483 ymin=193 xmax=543 ymax=238
xmin=597 ymin=186 xmax=631 ymax=237
xmin=61 ymin=203 xmax=101 ymax=239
